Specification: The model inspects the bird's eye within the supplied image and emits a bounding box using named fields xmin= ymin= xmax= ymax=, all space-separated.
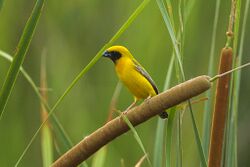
xmin=111 ymin=51 xmax=121 ymax=59
xmin=109 ymin=51 xmax=122 ymax=63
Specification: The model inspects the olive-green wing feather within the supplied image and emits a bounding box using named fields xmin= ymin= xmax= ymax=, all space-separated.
xmin=132 ymin=59 xmax=158 ymax=94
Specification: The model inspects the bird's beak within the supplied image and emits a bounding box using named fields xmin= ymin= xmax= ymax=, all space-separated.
xmin=102 ymin=50 xmax=111 ymax=58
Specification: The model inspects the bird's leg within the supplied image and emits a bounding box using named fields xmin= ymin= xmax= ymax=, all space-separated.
xmin=123 ymin=98 xmax=138 ymax=115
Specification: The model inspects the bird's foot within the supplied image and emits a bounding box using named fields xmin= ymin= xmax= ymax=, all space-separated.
xmin=122 ymin=109 xmax=129 ymax=115
xmin=119 ymin=109 xmax=129 ymax=117
xmin=118 ymin=110 xmax=129 ymax=122
xmin=144 ymin=96 xmax=152 ymax=102
xmin=118 ymin=100 xmax=138 ymax=120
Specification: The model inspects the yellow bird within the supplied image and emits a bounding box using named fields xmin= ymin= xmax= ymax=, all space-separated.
xmin=103 ymin=45 xmax=168 ymax=119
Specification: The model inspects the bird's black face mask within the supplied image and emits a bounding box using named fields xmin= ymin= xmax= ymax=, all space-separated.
xmin=102 ymin=50 xmax=122 ymax=63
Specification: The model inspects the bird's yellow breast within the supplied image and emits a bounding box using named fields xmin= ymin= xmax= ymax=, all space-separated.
xmin=115 ymin=57 xmax=156 ymax=100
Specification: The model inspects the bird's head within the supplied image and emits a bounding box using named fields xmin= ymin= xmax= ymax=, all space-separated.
xmin=102 ymin=46 xmax=132 ymax=63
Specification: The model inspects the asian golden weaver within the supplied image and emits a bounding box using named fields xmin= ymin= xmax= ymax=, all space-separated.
xmin=103 ymin=46 xmax=168 ymax=119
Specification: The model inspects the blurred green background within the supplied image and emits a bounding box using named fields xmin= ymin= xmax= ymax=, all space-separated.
xmin=0 ymin=0 xmax=249 ymax=166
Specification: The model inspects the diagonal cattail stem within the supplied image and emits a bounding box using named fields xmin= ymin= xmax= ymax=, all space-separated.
xmin=52 ymin=75 xmax=211 ymax=167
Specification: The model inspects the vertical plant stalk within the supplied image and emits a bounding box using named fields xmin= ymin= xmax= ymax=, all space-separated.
xmin=0 ymin=0 xmax=45 ymax=118
xmin=176 ymin=110 xmax=183 ymax=167
xmin=202 ymin=0 xmax=221 ymax=158
xmin=153 ymin=0 xmax=180 ymax=163
xmin=208 ymin=47 xmax=233 ymax=167
xmin=166 ymin=107 xmax=176 ymax=167
xmin=156 ymin=1 xmax=207 ymax=166
xmin=40 ymin=53 xmax=53 ymax=167
xmin=229 ymin=0 xmax=249 ymax=166
xmin=225 ymin=0 xmax=243 ymax=166
xmin=226 ymin=0 xmax=237 ymax=47
xmin=153 ymin=53 xmax=174 ymax=167
xmin=223 ymin=0 xmax=238 ymax=166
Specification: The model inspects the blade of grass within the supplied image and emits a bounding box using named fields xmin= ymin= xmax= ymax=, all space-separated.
xmin=135 ymin=154 xmax=147 ymax=167
xmin=166 ymin=1 xmax=195 ymax=167
xmin=232 ymin=0 xmax=241 ymax=54
xmin=176 ymin=1 xmax=184 ymax=167
xmin=91 ymin=146 xmax=107 ymax=167
xmin=226 ymin=0 xmax=248 ymax=166
xmin=153 ymin=53 xmax=174 ymax=167
xmin=224 ymin=0 xmax=241 ymax=166
xmin=165 ymin=0 xmax=176 ymax=31
xmin=232 ymin=0 xmax=249 ymax=165
xmin=153 ymin=0 xmax=180 ymax=164
xmin=14 ymin=0 xmax=151 ymax=165
xmin=166 ymin=107 xmax=176 ymax=167
xmin=176 ymin=110 xmax=182 ymax=167
xmin=202 ymin=0 xmax=222 ymax=159
xmin=178 ymin=0 xmax=184 ymax=37
xmin=153 ymin=119 xmax=166 ymax=167
xmin=117 ymin=110 xmax=152 ymax=167
xmin=163 ymin=54 xmax=175 ymax=91
xmin=41 ymin=125 xmax=53 ymax=166
xmin=231 ymin=1 xmax=242 ymax=165
xmin=0 ymin=0 xmax=4 ymax=11
xmin=40 ymin=52 xmax=53 ymax=167
xmin=156 ymin=0 xmax=184 ymax=78
xmin=156 ymin=0 xmax=207 ymax=166
xmin=0 ymin=50 xmax=78 ymax=164
xmin=106 ymin=81 xmax=122 ymax=123
xmin=0 ymin=0 xmax=45 ymax=119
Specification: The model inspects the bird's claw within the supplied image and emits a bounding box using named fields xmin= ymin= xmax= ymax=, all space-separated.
xmin=144 ymin=96 xmax=152 ymax=102
xmin=120 ymin=110 xmax=128 ymax=118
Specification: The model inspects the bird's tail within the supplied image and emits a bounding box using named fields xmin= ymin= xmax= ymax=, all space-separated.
xmin=158 ymin=111 xmax=168 ymax=119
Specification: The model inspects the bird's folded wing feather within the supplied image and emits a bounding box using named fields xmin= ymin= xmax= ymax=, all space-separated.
xmin=132 ymin=59 xmax=159 ymax=94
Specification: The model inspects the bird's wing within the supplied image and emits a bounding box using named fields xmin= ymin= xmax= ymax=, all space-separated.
xmin=132 ymin=59 xmax=159 ymax=94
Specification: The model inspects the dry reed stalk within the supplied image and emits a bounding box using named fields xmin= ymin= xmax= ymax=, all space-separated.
xmin=40 ymin=54 xmax=49 ymax=123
